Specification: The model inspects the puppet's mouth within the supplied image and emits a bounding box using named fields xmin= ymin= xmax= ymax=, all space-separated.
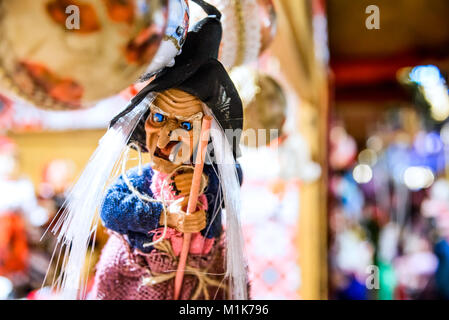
xmin=154 ymin=141 xmax=181 ymax=161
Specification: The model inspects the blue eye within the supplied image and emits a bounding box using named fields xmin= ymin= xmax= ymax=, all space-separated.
xmin=181 ymin=122 xmax=192 ymax=131
xmin=152 ymin=113 xmax=165 ymax=123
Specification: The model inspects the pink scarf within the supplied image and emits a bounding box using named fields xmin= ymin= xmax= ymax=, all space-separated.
xmin=149 ymin=170 xmax=214 ymax=256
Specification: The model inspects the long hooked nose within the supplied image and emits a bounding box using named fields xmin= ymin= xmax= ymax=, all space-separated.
xmin=157 ymin=120 xmax=178 ymax=148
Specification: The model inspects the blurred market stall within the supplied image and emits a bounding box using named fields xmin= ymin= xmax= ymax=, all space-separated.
xmin=327 ymin=0 xmax=449 ymax=300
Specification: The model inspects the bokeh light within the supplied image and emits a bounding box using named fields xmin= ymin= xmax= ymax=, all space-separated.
xmin=403 ymin=166 xmax=435 ymax=190
xmin=352 ymin=164 xmax=373 ymax=184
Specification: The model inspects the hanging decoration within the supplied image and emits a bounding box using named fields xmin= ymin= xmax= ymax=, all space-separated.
xmin=47 ymin=0 xmax=248 ymax=300
xmin=230 ymin=66 xmax=286 ymax=147
xmin=191 ymin=0 xmax=276 ymax=70
xmin=0 ymin=0 xmax=189 ymax=110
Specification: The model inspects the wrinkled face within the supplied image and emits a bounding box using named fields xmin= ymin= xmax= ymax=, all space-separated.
xmin=145 ymin=89 xmax=203 ymax=174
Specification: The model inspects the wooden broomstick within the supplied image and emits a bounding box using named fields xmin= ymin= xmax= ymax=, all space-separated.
xmin=174 ymin=115 xmax=213 ymax=300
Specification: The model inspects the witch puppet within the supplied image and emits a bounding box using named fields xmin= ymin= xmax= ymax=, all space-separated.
xmin=48 ymin=2 xmax=248 ymax=300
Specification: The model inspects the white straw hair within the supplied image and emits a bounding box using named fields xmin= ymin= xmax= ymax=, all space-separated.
xmin=204 ymin=107 xmax=248 ymax=300
xmin=46 ymin=95 xmax=155 ymax=299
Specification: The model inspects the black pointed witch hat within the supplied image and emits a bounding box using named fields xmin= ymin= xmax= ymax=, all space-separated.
xmin=110 ymin=0 xmax=243 ymax=157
